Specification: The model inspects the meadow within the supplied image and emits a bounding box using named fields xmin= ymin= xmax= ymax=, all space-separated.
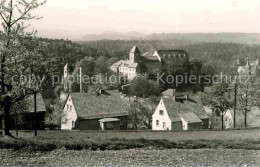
xmin=0 ymin=128 xmax=260 ymax=152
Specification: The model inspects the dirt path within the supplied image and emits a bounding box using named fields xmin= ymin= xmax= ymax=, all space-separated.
xmin=0 ymin=149 xmax=260 ymax=167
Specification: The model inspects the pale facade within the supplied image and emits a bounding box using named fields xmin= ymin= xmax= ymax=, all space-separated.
xmin=61 ymin=95 xmax=77 ymax=130
xmin=152 ymin=99 xmax=172 ymax=130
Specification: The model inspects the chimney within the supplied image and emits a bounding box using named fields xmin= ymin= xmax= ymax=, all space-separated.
xmin=80 ymin=67 xmax=82 ymax=93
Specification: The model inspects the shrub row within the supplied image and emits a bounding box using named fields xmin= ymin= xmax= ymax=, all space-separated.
xmin=0 ymin=138 xmax=58 ymax=151
xmin=1 ymin=137 xmax=260 ymax=152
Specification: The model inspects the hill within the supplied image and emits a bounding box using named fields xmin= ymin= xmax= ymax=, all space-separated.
xmin=81 ymin=32 xmax=260 ymax=45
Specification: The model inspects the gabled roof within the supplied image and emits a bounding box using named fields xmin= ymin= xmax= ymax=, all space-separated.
xmin=67 ymin=90 xmax=128 ymax=119
xmin=130 ymin=46 xmax=141 ymax=53
xmin=162 ymin=89 xmax=188 ymax=97
xmin=128 ymin=63 xmax=138 ymax=68
xmin=180 ymin=112 xmax=202 ymax=123
xmin=162 ymin=97 xmax=209 ymax=122
xmin=27 ymin=93 xmax=46 ymax=113
xmin=142 ymin=52 xmax=159 ymax=61
xmin=111 ymin=60 xmax=126 ymax=67
xmin=162 ymin=98 xmax=182 ymax=122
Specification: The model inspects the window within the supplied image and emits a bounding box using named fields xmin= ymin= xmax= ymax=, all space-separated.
xmin=70 ymin=105 xmax=72 ymax=111
xmin=159 ymin=110 xmax=164 ymax=115
xmin=62 ymin=118 xmax=67 ymax=124
xmin=72 ymin=121 xmax=75 ymax=128
xmin=106 ymin=122 xmax=114 ymax=129
xmin=163 ymin=122 xmax=166 ymax=129
xmin=67 ymin=104 xmax=69 ymax=110
xmin=156 ymin=120 xmax=159 ymax=126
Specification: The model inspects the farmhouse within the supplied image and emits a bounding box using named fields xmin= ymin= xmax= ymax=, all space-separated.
xmin=61 ymin=90 xmax=128 ymax=130
xmin=152 ymin=98 xmax=209 ymax=131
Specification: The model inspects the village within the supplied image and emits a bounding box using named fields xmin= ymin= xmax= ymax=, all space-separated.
xmin=4 ymin=46 xmax=258 ymax=132
xmin=1 ymin=0 xmax=260 ymax=166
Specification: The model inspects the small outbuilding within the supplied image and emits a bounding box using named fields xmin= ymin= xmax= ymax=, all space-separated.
xmin=99 ymin=118 xmax=120 ymax=130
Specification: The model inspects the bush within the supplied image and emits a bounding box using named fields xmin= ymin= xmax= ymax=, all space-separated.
xmin=0 ymin=137 xmax=58 ymax=151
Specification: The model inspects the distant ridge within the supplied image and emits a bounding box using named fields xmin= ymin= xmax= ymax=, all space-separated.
xmin=81 ymin=32 xmax=260 ymax=45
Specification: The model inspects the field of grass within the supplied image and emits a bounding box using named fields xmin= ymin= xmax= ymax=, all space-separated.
xmin=0 ymin=129 xmax=259 ymax=152
xmin=0 ymin=148 xmax=259 ymax=167
xmin=15 ymin=128 xmax=260 ymax=142
xmin=1 ymin=129 xmax=260 ymax=166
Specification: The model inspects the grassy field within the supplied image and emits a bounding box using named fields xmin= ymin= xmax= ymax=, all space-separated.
xmin=1 ymin=129 xmax=260 ymax=166
xmin=14 ymin=128 xmax=260 ymax=142
xmin=0 ymin=148 xmax=259 ymax=167
xmin=1 ymin=129 xmax=260 ymax=151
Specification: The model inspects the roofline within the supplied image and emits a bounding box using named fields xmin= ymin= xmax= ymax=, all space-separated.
xmin=62 ymin=94 xmax=70 ymax=110
xmin=78 ymin=114 xmax=129 ymax=120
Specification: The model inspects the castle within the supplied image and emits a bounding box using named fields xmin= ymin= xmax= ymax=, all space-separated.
xmin=110 ymin=46 xmax=189 ymax=80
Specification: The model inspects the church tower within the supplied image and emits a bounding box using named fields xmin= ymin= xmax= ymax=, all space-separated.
xmin=129 ymin=46 xmax=141 ymax=64
xmin=64 ymin=63 xmax=68 ymax=91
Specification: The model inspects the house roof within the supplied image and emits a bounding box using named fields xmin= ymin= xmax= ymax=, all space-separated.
xmin=128 ymin=63 xmax=138 ymax=68
xmin=130 ymin=46 xmax=141 ymax=53
xmin=180 ymin=112 xmax=202 ymax=123
xmin=68 ymin=90 xmax=128 ymax=119
xmin=157 ymin=50 xmax=188 ymax=59
xmin=162 ymin=98 xmax=182 ymax=122
xmin=111 ymin=60 xmax=126 ymax=67
xmin=27 ymin=93 xmax=46 ymax=113
xmin=162 ymin=98 xmax=209 ymax=122
xmin=142 ymin=52 xmax=159 ymax=61
xmin=162 ymin=89 xmax=188 ymax=97
xmin=99 ymin=118 xmax=120 ymax=123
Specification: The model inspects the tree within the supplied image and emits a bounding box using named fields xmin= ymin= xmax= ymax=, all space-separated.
xmin=130 ymin=77 xmax=160 ymax=98
xmin=126 ymin=101 xmax=151 ymax=130
xmin=237 ymin=75 xmax=258 ymax=128
xmin=0 ymin=0 xmax=56 ymax=137
xmin=209 ymin=76 xmax=233 ymax=129
xmin=78 ymin=56 xmax=95 ymax=77
xmin=94 ymin=56 xmax=108 ymax=74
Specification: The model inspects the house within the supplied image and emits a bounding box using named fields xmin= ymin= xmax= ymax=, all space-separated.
xmin=0 ymin=93 xmax=46 ymax=130
xmin=61 ymin=90 xmax=128 ymax=130
xmin=152 ymin=98 xmax=209 ymax=131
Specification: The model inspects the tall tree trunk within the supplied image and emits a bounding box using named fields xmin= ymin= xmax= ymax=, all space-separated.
xmin=34 ymin=92 xmax=37 ymax=137
xmin=245 ymin=111 xmax=247 ymax=128
xmin=221 ymin=110 xmax=224 ymax=130
xmin=2 ymin=96 xmax=11 ymax=136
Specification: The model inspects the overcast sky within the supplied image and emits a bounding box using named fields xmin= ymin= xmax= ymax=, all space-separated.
xmin=29 ymin=0 xmax=260 ymax=40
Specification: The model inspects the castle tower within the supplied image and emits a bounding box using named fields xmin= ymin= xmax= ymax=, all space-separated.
xmin=129 ymin=46 xmax=141 ymax=64
xmin=64 ymin=63 xmax=68 ymax=91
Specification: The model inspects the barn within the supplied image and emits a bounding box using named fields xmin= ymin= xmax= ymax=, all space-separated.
xmin=61 ymin=90 xmax=128 ymax=130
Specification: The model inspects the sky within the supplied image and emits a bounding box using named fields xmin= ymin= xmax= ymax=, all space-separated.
xmin=28 ymin=0 xmax=260 ymax=40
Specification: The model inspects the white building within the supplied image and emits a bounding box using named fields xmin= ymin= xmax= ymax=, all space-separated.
xmin=152 ymin=98 xmax=209 ymax=131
